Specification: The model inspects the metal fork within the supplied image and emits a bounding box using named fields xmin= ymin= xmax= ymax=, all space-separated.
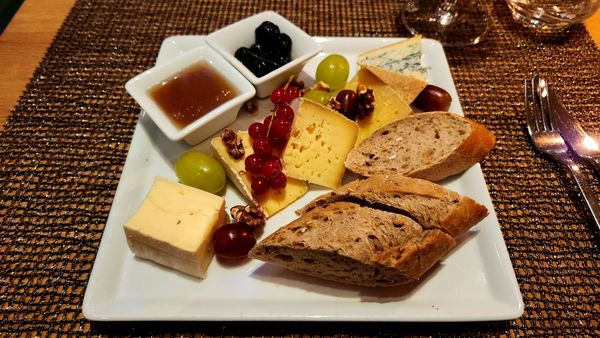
xmin=524 ymin=75 xmax=600 ymax=231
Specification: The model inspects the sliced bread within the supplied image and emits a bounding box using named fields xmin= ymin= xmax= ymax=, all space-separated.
xmin=249 ymin=175 xmax=488 ymax=287
xmin=344 ymin=112 xmax=495 ymax=181
xmin=297 ymin=175 xmax=488 ymax=237
xmin=249 ymin=201 xmax=455 ymax=287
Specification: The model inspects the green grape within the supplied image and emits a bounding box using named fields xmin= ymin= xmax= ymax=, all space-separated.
xmin=302 ymin=89 xmax=332 ymax=105
xmin=315 ymin=54 xmax=350 ymax=90
xmin=175 ymin=151 xmax=226 ymax=194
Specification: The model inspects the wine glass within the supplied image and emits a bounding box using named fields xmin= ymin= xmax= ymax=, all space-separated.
xmin=401 ymin=0 xmax=490 ymax=47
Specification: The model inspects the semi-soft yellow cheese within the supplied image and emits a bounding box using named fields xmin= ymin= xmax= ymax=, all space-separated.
xmin=281 ymin=99 xmax=358 ymax=189
xmin=211 ymin=131 xmax=307 ymax=217
xmin=345 ymin=69 xmax=413 ymax=145
xmin=123 ymin=177 xmax=225 ymax=278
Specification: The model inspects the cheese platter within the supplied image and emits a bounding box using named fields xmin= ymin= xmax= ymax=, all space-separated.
xmin=82 ymin=35 xmax=523 ymax=321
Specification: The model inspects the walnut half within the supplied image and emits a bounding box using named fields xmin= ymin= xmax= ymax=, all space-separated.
xmin=221 ymin=129 xmax=245 ymax=160
xmin=230 ymin=204 xmax=266 ymax=229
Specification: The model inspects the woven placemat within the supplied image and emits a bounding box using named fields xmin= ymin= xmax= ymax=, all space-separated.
xmin=1 ymin=0 xmax=598 ymax=336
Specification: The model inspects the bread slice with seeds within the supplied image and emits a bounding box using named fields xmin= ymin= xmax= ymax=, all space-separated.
xmin=249 ymin=175 xmax=488 ymax=287
xmin=296 ymin=174 xmax=488 ymax=237
xmin=344 ymin=112 xmax=495 ymax=181
xmin=249 ymin=201 xmax=455 ymax=287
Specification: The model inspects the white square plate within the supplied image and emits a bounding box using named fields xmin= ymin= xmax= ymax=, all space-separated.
xmin=82 ymin=36 xmax=524 ymax=321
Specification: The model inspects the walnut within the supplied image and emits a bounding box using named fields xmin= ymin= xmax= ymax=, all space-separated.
xmin=221 ymin=129 xmax=245 ymax=160
xmin=310 ymin=81 xmax=331 ymax=92
xmin=230 ymin=204 xmax=266 ymax=229
xmin=244 ymin=99 xmax=258 ymax=115
xmin=326 ymin=97 xmax=342 ymax=112
xmin=356 ymin=84 xmax=375 ymax=119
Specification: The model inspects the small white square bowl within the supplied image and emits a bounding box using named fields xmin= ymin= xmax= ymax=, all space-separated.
xmin=125 ymin=45 xmax=256 ymax=145
xmin=206 ymin=11 xmax=322 ymax=98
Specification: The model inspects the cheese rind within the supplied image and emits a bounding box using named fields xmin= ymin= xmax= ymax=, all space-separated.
xmin=346 ymin=69 xmax=413 ymax=145
xmin=124 ymin=177 xmax=225 ymax=278
xmin=210 ymin=131 xmax=307 ymax=217
xmin=357 ymin=36 xmax=428 ymax=103
xmin=281 ymin=99 xmax=358 ymax=189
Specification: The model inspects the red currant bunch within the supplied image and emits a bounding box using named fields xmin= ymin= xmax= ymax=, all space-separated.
xmin=243 ymin=85 xmax=299 ymax=195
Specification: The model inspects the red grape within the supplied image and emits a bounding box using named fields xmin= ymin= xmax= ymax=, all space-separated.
xmin=213 ymin=222 xmax=256 ymax=259
xmin=270 ymin=172 xmax=287 ymax=189
xmin=244 ymin=154 xmax=264 ymax=174
xmin=261 ymin=157 xmax=282 ymax=178
xmin=270 ymin=88 xmax=286 ymax=104
xmin=252 ymin=137 xmax=272 ymax=157
xmin=248 ymin=122 xmax=267 ymax=139
xmin=251 ymin=176 xmax=270 ymax=195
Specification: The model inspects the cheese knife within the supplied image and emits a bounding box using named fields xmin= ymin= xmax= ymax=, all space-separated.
xmin=547 ymin=81 xmax=600 ymax=174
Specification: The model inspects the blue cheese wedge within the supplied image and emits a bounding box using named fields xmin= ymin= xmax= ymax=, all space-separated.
xmin=123 ymin=177 xmax=226 ymax=278
xmin=357 ymin=36 xmax=428 ymax=103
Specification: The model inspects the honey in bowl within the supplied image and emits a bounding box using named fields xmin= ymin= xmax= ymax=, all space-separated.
xmin=150 ymin=61 xmax=239 ymax=129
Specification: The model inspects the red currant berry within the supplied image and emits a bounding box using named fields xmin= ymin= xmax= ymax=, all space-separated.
xmin=261 ymin=157 xmax=282 ymax=178
xmin=263 ymin=115 xmax=273 ymax=129
xmin=252 ymin=137 xmax=272 ymax=157
xmin=270 ymin=172 xmax=287 ymax=189
xmin=248 ymin=122 xmax=267 ymax=139
xmin=213 ymin=222 xmax=256 ymax=259
xmin=270 ymin=88 xmax=286 ymax=104
xmin=251 ymin=176 xmax=270 ymax=195
xmin=270 ymin=117 xmax=292 ymax=139
xmin=268 ymin=134 xmax=287 ymax=148
xmin=276 ymin=103 xmax=295 ymax=121
xmin=244 ymin=154 xmax=264 ymax=174
xmin=285 ymin=87 xmax=300 ymax=102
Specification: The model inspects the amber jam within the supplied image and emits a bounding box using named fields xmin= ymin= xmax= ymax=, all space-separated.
xmin=150 ymin=61 xmax=238 ymax=129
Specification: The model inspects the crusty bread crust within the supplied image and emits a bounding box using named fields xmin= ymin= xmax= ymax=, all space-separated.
xmin=297 ymin=175 xmax=488 ymax=237
xmin=249 ymin=201 xmax=456 ymax=287
xmin=344 ymin=112 xmax=496 ymax=181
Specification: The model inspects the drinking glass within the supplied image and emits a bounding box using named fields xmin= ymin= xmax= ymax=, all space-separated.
xmin=506 ymin=0 xmax=600 ymax=30
xmin=401 ymin=0 xmax=490 ymax=47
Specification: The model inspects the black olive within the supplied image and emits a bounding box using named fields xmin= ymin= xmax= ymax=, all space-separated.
xmin=255 ymin=21 xmax=280 ymax=47
xmin=250 ymin=43 xmax=265 ymax=55
xmin=234 ymin=47 xmax=253 ymax=64
xmin=273 ymin=33 xmax=292 ymax=55
xmin=271 ymin=54 xmax=291 ymax=67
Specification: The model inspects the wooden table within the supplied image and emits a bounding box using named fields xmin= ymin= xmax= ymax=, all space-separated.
xmin=0 ymin=0 xmax=75 ymax=128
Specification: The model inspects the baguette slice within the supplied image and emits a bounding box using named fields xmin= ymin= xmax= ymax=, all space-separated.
xmin=297 ymin=175 xmax=488 ymax=237
xmin=249 ymin=201 xmax=456 ymax=287
xmin=345 ymin=112 xmax=495 ymax=181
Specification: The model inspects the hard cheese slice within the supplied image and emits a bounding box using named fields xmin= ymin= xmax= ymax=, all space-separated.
xmin=345 ymin=69 xmax=413 ymax=145
xmin=123 ymin=177 xmax=226 ymax=278
xmin=211 ymin=131 xmax=307 ymax=217
xmin=357 ymin=35 xmax=428 ymax=103
xmin=281 ymin=98 xmax=358 ymax=189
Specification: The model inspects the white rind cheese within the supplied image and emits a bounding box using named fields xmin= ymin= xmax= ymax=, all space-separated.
xmin=124 ymin=177 xmax=225 ymax=278
xmin=210 ymin=131 xmax=308 ymax=217
xmin=358 ymin=35 xmax=428 ymax=79
xmin=357 ymin=36 xmax=429 ymax=103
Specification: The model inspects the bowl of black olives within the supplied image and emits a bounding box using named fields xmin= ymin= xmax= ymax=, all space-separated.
xmin=207 ymin=11 xmax=321 ymax=98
